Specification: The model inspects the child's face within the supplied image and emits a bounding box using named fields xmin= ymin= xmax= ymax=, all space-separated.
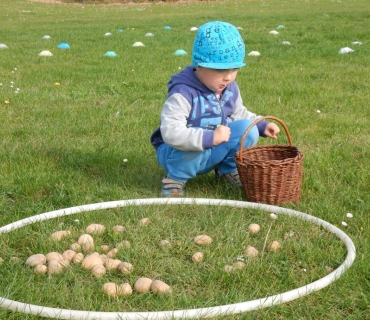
xmin=195 ymin=67 xmax=238 ymax=93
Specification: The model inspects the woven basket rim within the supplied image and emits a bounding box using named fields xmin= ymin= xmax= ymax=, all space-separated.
xmin=235 ymin=155 xmax=303 ymax=167
xmin=238 ymin=144 xmax=300 ymax=151
xmin=235 ymin=145 xmax=303 ymax=166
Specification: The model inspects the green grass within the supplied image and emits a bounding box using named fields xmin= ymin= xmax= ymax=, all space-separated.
xmin=0 ymin=204 xmax=348 ymax=315
xmin=0 ymin=0 xmax=369 ymax=319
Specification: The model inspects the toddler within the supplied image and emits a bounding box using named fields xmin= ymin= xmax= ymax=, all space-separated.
xmin=150 ymin=21 xmax=280 ymax=196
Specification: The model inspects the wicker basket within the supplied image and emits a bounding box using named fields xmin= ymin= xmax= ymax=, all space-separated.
xmin=234 ymin=116 xmax=303 ymax=205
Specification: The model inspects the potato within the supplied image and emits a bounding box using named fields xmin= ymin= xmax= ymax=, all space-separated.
xmin=48 ymin=259 xmax=63 ymax=275
xmin=116 ymin=241 xmax=131 ymax=249
xmin=26 ymin=254 xmax=46 ymax=267
xmin=159 ymin=240 xmax=170 ymax=247
xmin=62 ymin=250 xmax=76 ymax=262
xmin=59 ymin=259 xmax=70 ymax=269
xmin=269 ymin=240 xmax=281 ymax=251
xmin=34 ymin=264 xmax=48 ymax=275
xmin=118 ymin=283 xmax=133 ymax=296
xmin=50 ymin=230 xmax=71 ymax=242
xmin=118 ymin=262 xmax=134 ymax=274
xmin=107 ymin=248 xmax=119 ymax=258
xmin=45 ymin=252 xmax=63 ymax=262
xmin=194 ymin=235 xmax=213 ymax=245
xmin=86 ymin=224 xmax=105 ymax=235
xmin=248 ymin=223 xmax=261 ymax=234
xmin=112 ymin=225 xmax=125 ymax=233
xmin=91 ymin=264 xmax=106 ymax=277
xmin=100 ymin=244 xmax=110 ymax=253
xmin=105 ymin=258 xmax=121 ymax=270
xmin=245 ymin=246 xmax=259 ymax=257
xmin=102 ymin=282 xmax=118 ymax=297
xmin=191 ymin=252 xmax=204 ymax=263
xmin=78 ymin=234 xmax=94 ymax=251
xmin=100 ymin=254 xmax=109 ymax=264
xmin=232 ymin=261 xmax=246 ymax=270
xmin=10 ymin=257 xmax=21 ymax=264
xmin=224 ymin=265 xmax=233 ymax=272
xmin=72 ymin=253 xmax=84 ymax=264
xmin=150 ymin=280 xmax=172 ymax=294
xmin=70 ymin=243 xmax=81 ymax=252
xmin=82 ymin=252 xmax=104 ymax=270
xmin=134 ymin=277 xmax=152 ymax=293
xmin=139 ymin=218 xmax=151 ymax=226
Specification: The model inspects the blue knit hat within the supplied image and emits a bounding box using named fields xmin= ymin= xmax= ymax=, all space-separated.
xmin=192 ymin=21 xmax=246 ymax=69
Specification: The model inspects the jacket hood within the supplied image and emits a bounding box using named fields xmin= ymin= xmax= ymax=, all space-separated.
xmin=167 ymin=66 xmax=210 ymax=93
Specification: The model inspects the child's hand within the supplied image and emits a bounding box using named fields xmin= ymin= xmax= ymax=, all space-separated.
xmin=213 ymin=125 xmax=231 ymax=146
xmin=264 ymin=123 xmax=280 ymax=139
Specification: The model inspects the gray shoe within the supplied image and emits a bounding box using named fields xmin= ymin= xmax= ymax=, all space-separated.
xmin=162 ymin=178 xmax=185 ymax=196
xmin=215 ymin=169 xmax=242 ymax=187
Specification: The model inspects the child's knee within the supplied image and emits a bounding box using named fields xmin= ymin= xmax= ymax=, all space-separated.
xmin=232 ymin=119 xmax=259 ymax=147
xmin=245 ymin=123 xmax=259 ymax=147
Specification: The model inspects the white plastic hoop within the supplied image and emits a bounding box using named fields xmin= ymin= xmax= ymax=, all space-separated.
xmin=0 ymin=198 xmax=356 ymax=319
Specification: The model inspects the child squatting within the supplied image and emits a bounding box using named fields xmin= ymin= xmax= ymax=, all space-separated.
xmin=150 ymin=21 xmax=280 ymax=196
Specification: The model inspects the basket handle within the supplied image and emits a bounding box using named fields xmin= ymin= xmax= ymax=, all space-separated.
xmin=238 ymin=116 xmax=293 ymax=163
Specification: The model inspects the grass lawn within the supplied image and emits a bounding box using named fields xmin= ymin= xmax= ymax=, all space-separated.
xmin=0 ymin=0 xmax=369 ymax=319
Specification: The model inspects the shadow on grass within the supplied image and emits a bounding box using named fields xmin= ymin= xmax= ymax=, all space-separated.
xmin=42 ymin=146 xmax=247 ymax=202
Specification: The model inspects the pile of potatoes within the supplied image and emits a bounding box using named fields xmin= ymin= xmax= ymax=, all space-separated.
xmin=26 ymin=224 xmax=132 ymax=277
xmin=102 ymin=278 xmax=172 ymax=297
xmin=23 ymin=220 xmax=282 ymax=296
xmin=24 ymin=220 xmax=172 ymax=297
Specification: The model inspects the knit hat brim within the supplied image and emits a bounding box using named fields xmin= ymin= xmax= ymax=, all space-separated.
xmin=196 ymin=61 xmax=246 ymax=69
